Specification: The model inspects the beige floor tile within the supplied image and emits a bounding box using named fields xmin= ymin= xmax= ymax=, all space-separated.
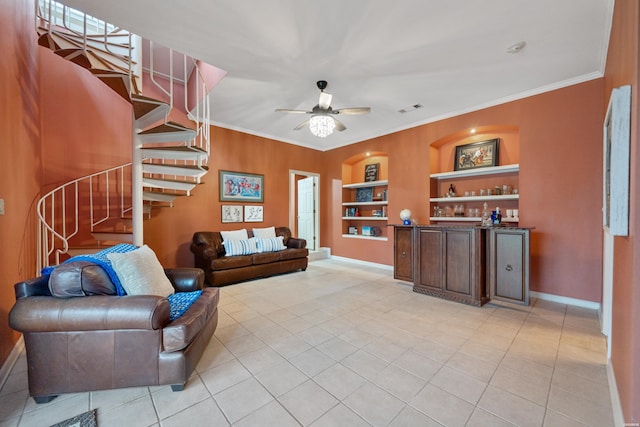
xmin=547 ymin=385 xmax=614 ymax=427
xmin=0 ymin=389 xmax=28 ymax=422
xmin=458 ymin=340 xmax=506 ymax=365
xmin=278 ymin=380 xmax=339 ymax=425
xmin=223 ymin=333 xmax=266 ymax=357
xmin=343 ymin=382 xmax=406 ymax=427
xmin=313 ymin=364 xmax=367 ymax=401
xmin=410 ymin=383 xmax=474 ymax=427
xmin=477 ymin=385 xmax=545 ymax=427
xmin=233 ymin=400 xmax=300 ymax=427
xmin=466 ymin=407 xmax=517 ymax=427
xmin=160 ymin=397 xmax=229 ymax=427
xmin=95 ymin=394 xmax=157 ymax=427
xmin=316 ymin=336 xmax=359 ymax=361
xmin=342 ymin=349 xmax=390 ymax=382
xmin=410 ymin=338 xmax=457 ymax=364
xmin=20 ymin=394 xmax=90 ymax=427
xmin=268 ymin=334 xmax=312 ymax=359
xmin=214 ymin=323 xmax=251 ymax=343
xmin=90 ymin=386 xmax=149 ymax=412
xmin=237 ymin=346 xmax=286 ymax=375
xmin=195 ymin=341 xmax=236 ymax=372
xmin=151 ymin=375 xmax=210 ymax=421
xmin=362 ymin=338 xmax=408 ymax=363
xmin=392 ymin=351 xmax=442 ymax=381
xmin=289 ymin=348 xmax=337 ymax=377
xmin=296 ymin=326 xmax=335 ymax=346
xmin=543 ymin=409 xmax=590 ymax=427
xmin=387 ymin=405 xmax=443 ymax=427
xmin=552 ymin=368 xmax=612 ymax=407
xmin=309 ymin=403 xmax=370 ymax=427
xmin=214 ymin=378 xmax=273 ymax=424
xmin=430 ymin=366 xmax=488 ymax=405
xmin=338 ymin=328 xmax=378 ymax=348
xmin=445 ymin=352 xmax=498 ymax=383
xmin=373 ymin=364 xmax=427 ymax=402
xmin=199 ymin=359 xmax=251 ymax=395
xmin=490 ymin=364 xmax=550 ymax=406
xmin=254 ymin=360 xmax=308 ymax=397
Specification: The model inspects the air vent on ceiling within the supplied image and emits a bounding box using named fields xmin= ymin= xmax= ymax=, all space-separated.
xmin=398 ymin=104 xmax=423 ymax=114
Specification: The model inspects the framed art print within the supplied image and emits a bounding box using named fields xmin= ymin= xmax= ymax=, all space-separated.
xmin=244 ymin=205 xmax=264 ymax=222
xmin=219 ymin=170 xmax=264 ymax=202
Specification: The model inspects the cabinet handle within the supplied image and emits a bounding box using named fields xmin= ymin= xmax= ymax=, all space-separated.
xmin=505 ymin=264 xmax=513 ymax=271
xmin=401 ymin=251 xmax=407 ymax=257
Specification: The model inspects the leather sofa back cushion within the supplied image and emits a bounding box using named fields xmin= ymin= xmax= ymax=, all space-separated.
xmin=49 ymin=261 xmax=116 ymax=298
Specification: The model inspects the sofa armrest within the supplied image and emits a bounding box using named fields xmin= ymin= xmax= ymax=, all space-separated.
xmin=9 ymin=295 xmax=170 ymax=333
xmin=165 ymin=268 xmax=205 ymax=292
xmin=287 ymin=237 xmax=307 ymax=249
xmin=14 ymin=275 xmax=52 ymax=299
xmin=190 ymin=232 xmax=223 ymax=261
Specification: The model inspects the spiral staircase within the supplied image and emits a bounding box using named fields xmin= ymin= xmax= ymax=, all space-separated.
xmin=35 ymin=0 xmax=215 ymax=270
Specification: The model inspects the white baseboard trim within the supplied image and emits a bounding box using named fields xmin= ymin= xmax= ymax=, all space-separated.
xmin=0 ymin=336 xmax=24 ymax=391
xmin=329 ymin=255 xmax=394 ymax=271
xmin=530 ymin=291 xmax=600 ymax=310
xmin=607 ymin=360 xmax=625 ymax=427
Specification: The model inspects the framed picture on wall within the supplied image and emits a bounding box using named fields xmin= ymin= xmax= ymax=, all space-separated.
xmin=454 ymin=138 xmax=499 ymax=171
xmin=221 ymin=205 xmax=243 ymax=223
xmin=219 ymin=170 xmax=264 ymax=202
xmin=244 ymin=205 xmax=264 ymax=222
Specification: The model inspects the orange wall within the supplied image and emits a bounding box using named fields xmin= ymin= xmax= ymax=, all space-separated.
xmin=144 ymin=127 xmax=323 ymax=267
xmin=0 ymin=0 xmax=40 ymax=366
xmin=604 ymin=0 xmax=640 ymax=421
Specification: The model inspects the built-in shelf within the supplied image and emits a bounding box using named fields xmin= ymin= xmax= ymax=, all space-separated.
xmin=430 ymin=194 xmax=519 ymax=203
xmin=430 ymin=164 xmax=519 ymax=180
xmin=341 ymin=234 xmax=389 ymax=241
xmin=342 ymin=201 xmax=388 ymax=206
xmin=342 ymin=179 xmax=388 ymax=189
xmin=342 ymin=216 xmax=388 ymax=220
xmin=430 ymin=217 xmax=519 ymax=223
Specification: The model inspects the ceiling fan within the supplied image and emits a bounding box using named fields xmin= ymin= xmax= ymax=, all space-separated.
xmin=275 ymin=80 xmax=370 ymax=137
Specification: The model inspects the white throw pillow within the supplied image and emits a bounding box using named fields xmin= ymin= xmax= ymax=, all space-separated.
xmin=220 ymin=228 xmax=249 ymax=241
xmin=255 ymin=236 xmax=287 ymax=253
xmin=106 ymin=245 xmax=174 ymax=297
xmin=223 ymin=238 xmax=259 ymax=256
xmin=252 ymin=226 xmax=276 ymax=239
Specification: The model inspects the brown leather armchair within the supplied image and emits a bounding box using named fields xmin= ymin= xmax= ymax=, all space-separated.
xmin=9 ymin=262 xmax=219 ymax=403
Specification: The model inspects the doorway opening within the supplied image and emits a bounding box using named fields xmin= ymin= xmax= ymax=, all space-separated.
xmin=289 ymin=170 xmax=320 ymax=251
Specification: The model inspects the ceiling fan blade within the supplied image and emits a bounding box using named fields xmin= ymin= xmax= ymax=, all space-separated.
xmin=334 ymin=118 xmax=346 ymax=132
xmin=275 ymin=108 xmax=311 ymax=114
xmin=334 ymin=107 xmax=371 ymax=115
xmin=318 ymin=92 xmax=332 ymax=110
xmin=293 ymin=119 xmax=310 ymax=130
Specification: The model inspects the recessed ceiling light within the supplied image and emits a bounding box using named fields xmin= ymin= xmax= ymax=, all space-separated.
xmin=507 ymin=41 xmax=526 ymax=54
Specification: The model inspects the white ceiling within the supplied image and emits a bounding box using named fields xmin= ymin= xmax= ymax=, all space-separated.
xmin=62 ymin=0 xmax=614 ymax=151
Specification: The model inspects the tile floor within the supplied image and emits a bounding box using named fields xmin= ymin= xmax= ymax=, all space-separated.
xmin=0 ymin=258 xmax=615 ymax=427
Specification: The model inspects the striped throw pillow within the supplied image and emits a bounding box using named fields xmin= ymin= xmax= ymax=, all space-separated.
xmin=255 ymin=236 xmax=287 ymax=253
xmin=223 ymin=237 xmax=258 ymax=256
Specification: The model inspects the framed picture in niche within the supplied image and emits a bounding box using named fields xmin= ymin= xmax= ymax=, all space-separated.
xmin=454 ymin=138 xmax=499 ymax=171
xmin=364 ymin=163 xmax=379 ymax=182
xmin=355 ymin=187 xmax=373 ymax=202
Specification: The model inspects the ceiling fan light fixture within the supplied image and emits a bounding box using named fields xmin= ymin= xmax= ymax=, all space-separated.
xmin=309 ymin=115 xmax=335 ymax=137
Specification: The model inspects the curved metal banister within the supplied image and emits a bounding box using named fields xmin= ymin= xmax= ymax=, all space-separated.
xmin=37 ymin=163 xmax=132 ymax=271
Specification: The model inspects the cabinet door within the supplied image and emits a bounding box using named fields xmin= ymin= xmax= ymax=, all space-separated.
xmin=443 ymin=229 xmax=474 ymax=297
xmin=394 ymin=227 xmax=414 ymax=281
xmin=417 ymin=229 xmax=442 ymax=290
xmin=489 ymin=229 xmax=530 ymax=305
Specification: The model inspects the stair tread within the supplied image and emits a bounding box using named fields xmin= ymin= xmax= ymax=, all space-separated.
xmin=143 ymin=176 xmax=203 ymax=184
xmin=141 ymin=146 xmax=206 ymax=153
xmin=139 ymin=121 xmax=196 ymax=135
xmin=143 ymin=163 xmax=209 ymax=171
xmin=131 ymin=94 xmax=169 ymax=120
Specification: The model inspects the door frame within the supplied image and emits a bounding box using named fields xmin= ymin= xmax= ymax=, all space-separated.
xmin=289 ymin=170 xmax=320 ymax=250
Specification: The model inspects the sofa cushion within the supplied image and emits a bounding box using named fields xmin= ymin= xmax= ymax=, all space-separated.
xmin=48 ymin=261 xmax=117 ymax=298
xmin=252 ymin=252 xmax=281 ymax=265
xmin=211 ymin=255 xmax=253 ymax=271
xmin=255 ymin=236 xmax=287 ymax=253
xmin=163 ymin=287 xmax=219 ymax=352
xmin=279 ymin=247 xmax=309 ymax=261
xmin=223 ymin=237 xmax=259 ymax=256
xmin=220 ymin=228 xmax=248 ymax=241
xmin=107 ymin=245 xmax=175 ymax=297
xmin=252 ymin=226 xmax=276 ymax=238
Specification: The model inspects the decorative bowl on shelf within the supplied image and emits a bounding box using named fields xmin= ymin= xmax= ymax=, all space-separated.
xmin=400 ymin=209 xmax=412 ymax=225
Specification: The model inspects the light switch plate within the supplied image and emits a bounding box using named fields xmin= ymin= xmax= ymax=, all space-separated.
xmin=0 ymin=199 xmax=4 ymax=215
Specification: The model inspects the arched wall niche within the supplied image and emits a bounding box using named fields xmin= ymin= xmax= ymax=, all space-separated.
xmin=430 ymin=125 xmax=520 ymax=173
xmin=341 ymin=150 xmax=388 ymax=184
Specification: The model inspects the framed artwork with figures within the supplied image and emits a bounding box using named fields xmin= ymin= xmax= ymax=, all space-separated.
xmin=454 ymin=139 xmax=499 ymax=171
xmin=244 ymin=205 xmax=264 ymax=222
xmin=221 ymin=205 xmax=242 ymax=223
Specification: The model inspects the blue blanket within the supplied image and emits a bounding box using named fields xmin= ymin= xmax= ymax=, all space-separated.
xmin=44 ymin=244 xmax=201 ymax=320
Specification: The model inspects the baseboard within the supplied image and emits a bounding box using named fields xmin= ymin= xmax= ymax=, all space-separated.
xmin=0 ymin=336 xmax=24 ymax=391
xmin=607 ymin=360 xmax=625 ymax=427
xmin=329 ymin=255 xmax=394 ymax=271
xmin=530 ymin=291 xmax=600 ymax=310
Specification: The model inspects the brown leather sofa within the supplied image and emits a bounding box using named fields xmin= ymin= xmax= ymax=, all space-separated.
xmin=190 ymin=226 xmax=308 ymax=287
xmin=9 ymin=262 xmax=219 ymax=403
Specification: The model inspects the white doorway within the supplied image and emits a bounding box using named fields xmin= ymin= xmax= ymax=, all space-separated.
xmin=289 ymin=170 xmax=319 ymax=251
